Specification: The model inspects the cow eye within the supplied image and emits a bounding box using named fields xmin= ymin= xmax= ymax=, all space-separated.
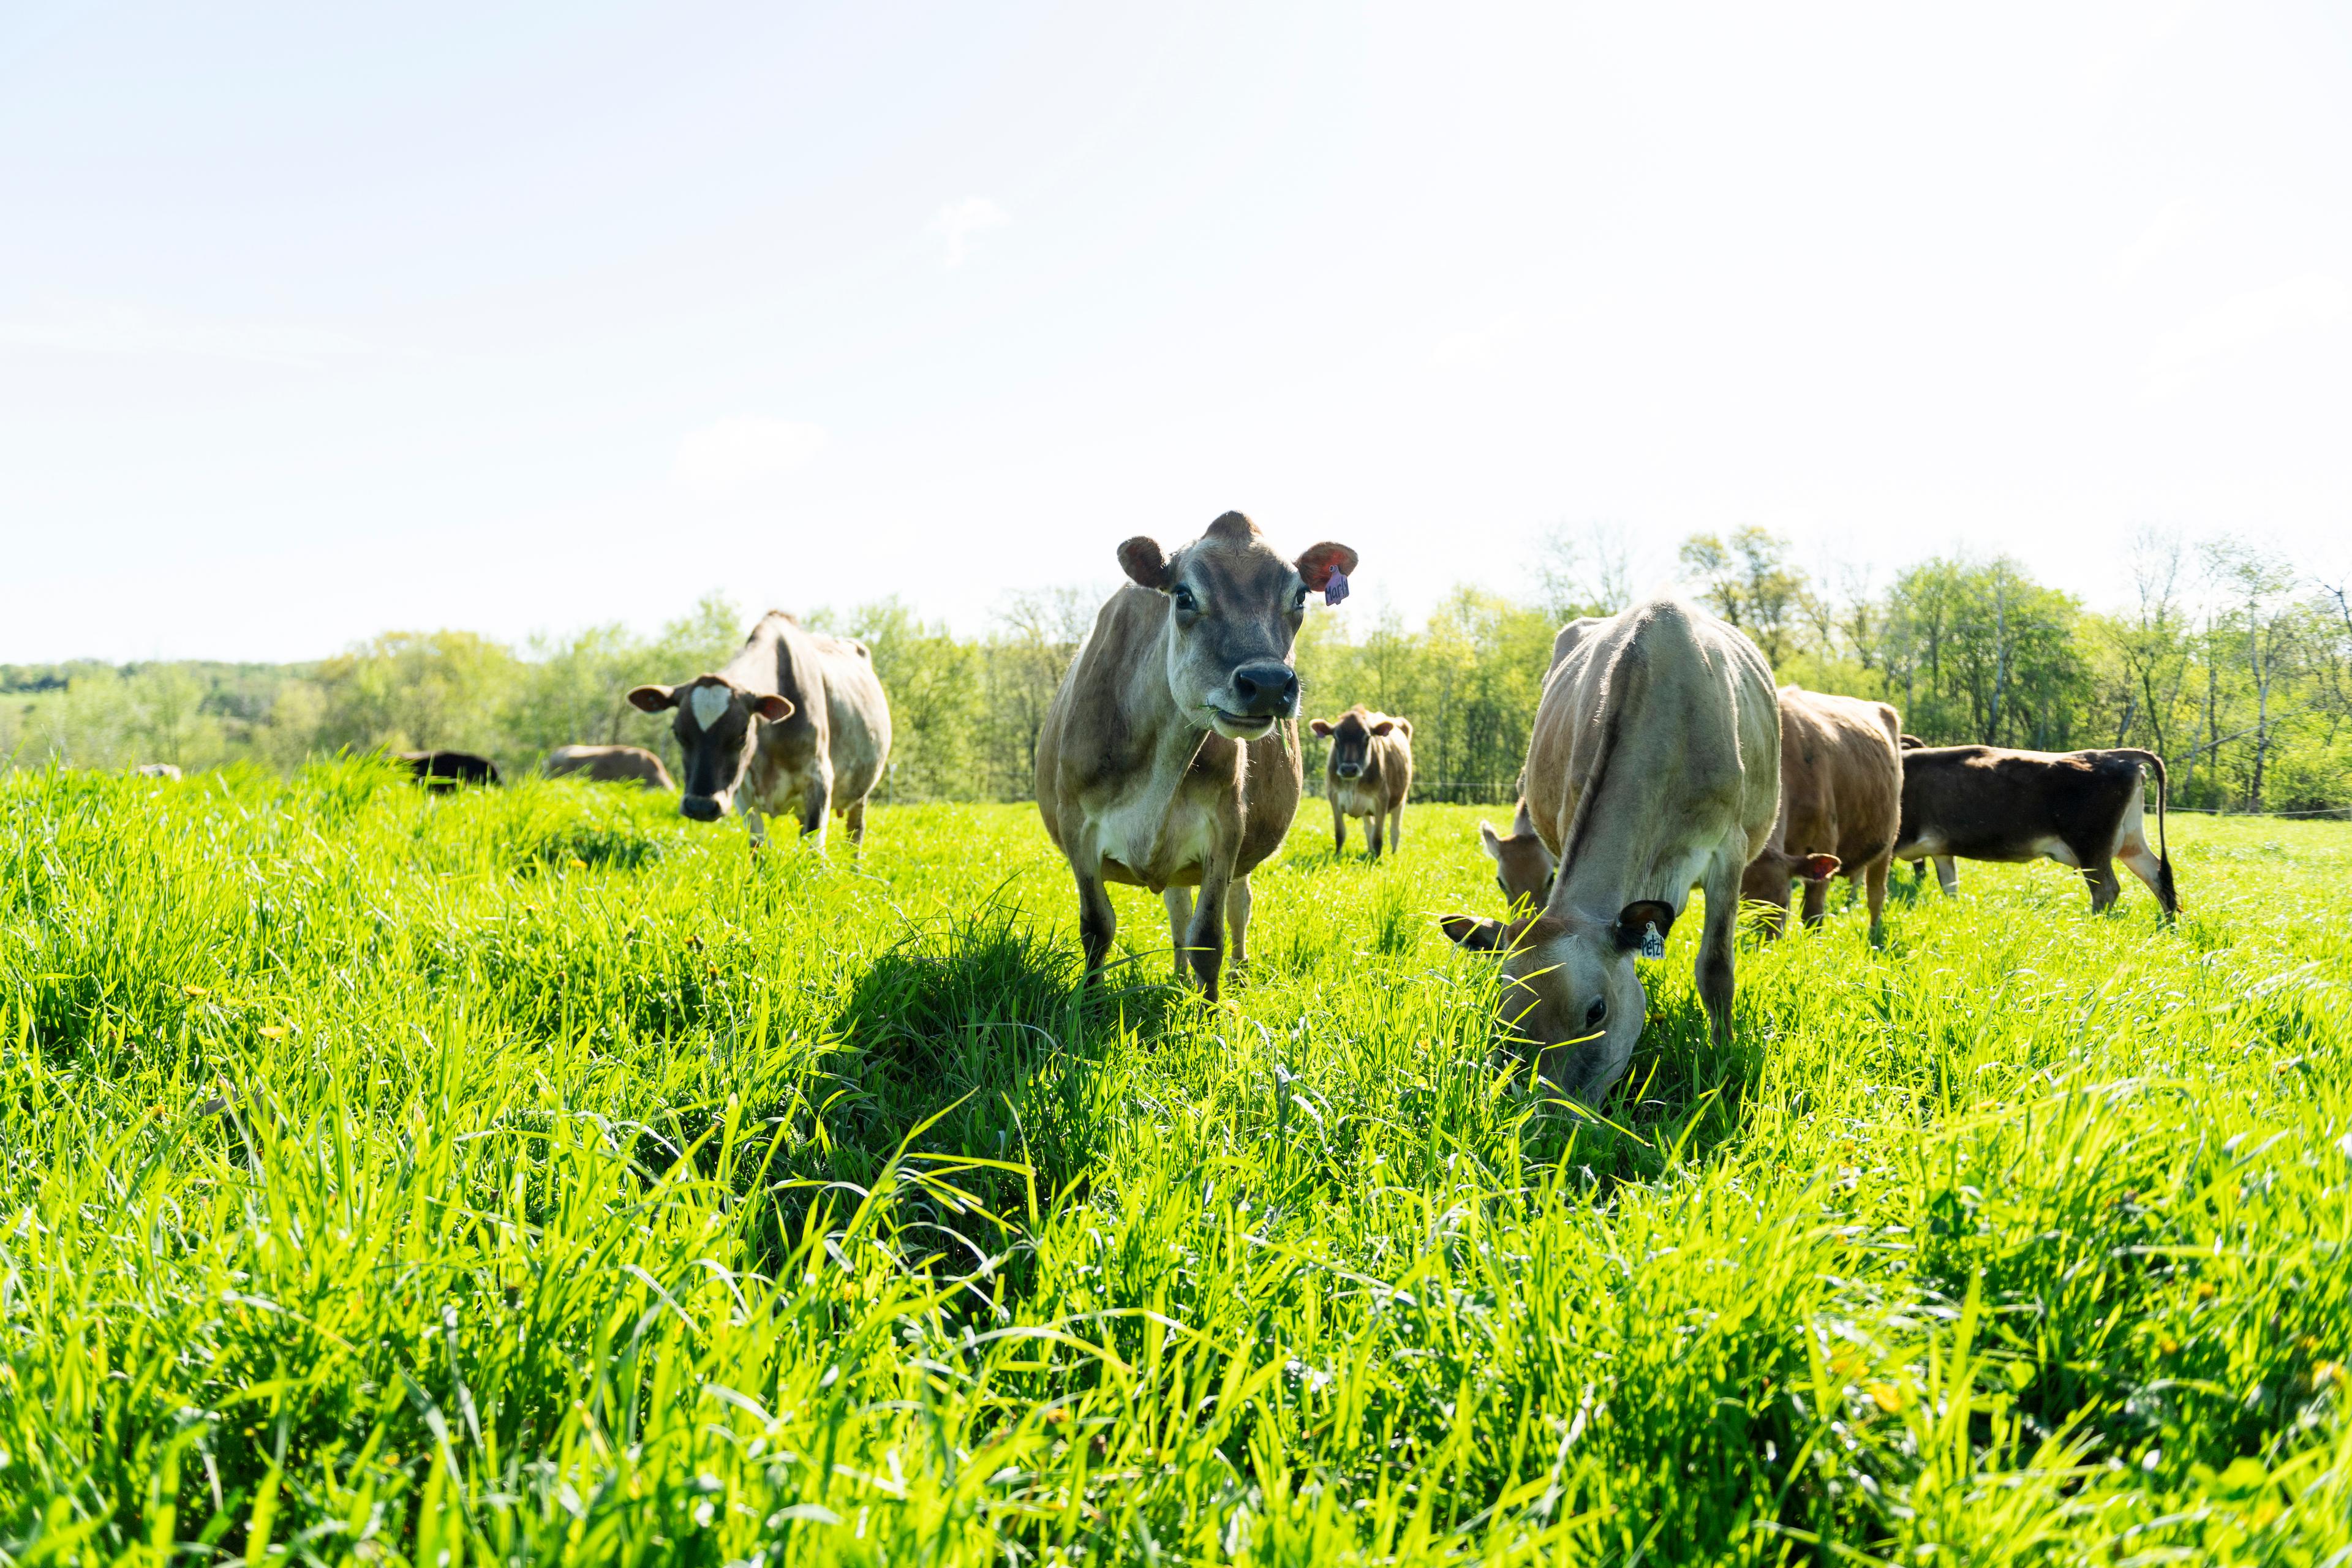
xmin=1291 ymin=586 xmax=1308 ymax=611
xmin=1584 ymin=998 xmax=1607 ymax=1030
xmin=1172 ymin=586 xmax=1197 ymax=612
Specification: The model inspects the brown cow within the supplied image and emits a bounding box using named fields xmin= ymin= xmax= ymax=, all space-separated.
xmin=1740 ymin=686 xmax=1900 ymax=938
xmin=545 ymin=744 xmax=676 ymax=791
xmin=1308 ymin=706 xmax=1412 ymax=860
xmin=1894 ymin=745 xmax=2177 ymax=915
xmin=1439 ymin=598 xmax=1779 ymax=1104
xmin=628 ymin=611 xmax=892 ymax=852
xmin=1036 ymin=511 xmax=1356 ymax=999
xmin=1896 ymin=733 xmax=1957 ymax=892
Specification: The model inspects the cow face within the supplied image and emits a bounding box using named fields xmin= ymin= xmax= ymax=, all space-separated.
xmin=1309 ymin=709 xmax=1395 ymax=780
xmin=1738 ymin=848 xmax=1842 ymax=910
xmin=1437 ymin=899 xmax=1675 ymax=1104
xmin=626 ymin=677 xmax=794 ymax=822
xmin=1478 ymin=815 xmax=1556 ymax=911
xmin=1118 ymin=511 xmax=1357 ymax=742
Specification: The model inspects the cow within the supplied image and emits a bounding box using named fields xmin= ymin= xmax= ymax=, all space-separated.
xmin=1036 ymin=510 xmax=1356 ymax=1000
xmin=1478 ymin=796 xmax=1556 ymax=913
xmin=628 ymin=611 xmax=892 ymax=852
xmin=1893 ymin=744 xmax=2177 ymax=916
xmin=1739 ymin=685 xmax=1901 ymax=938
xmin=1439 ymin=598 xmax=1779 ymax=1105
xmin=1308 ymin=706 xmax=1412 ymax=861
xmin=133 ymin=762 xmax=183 ymax=780
xmin=545 ymin=744 xmax=676 ymax=792
xmin=399 ymin=750 xmax=500 ymax=790
xmin=1896 ymin=733 xmax=1957 ymax=892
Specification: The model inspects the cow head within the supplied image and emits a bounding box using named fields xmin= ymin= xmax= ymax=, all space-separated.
xmin=1436 ymin=898 xmax=1677 ymax=1105
xmin=626 ymin=677 xmax=795 ymax=822
xmin=1118 ymin=511 xmax=1357 ymax=742
xmin=1477 ymin=804 xmax=1556 ymax=911
xmin=1308 ymin=707 xmax=1402 ymax=780
xmin=1738 ymin=847 xmax=1842 ymax=910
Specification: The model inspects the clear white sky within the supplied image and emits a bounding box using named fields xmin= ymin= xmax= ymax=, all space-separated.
xmin=2 ymin=1 xmax=2347 ymax=663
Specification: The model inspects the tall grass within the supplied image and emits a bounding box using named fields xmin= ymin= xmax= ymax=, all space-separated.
xmin=1 ymin=759 xmax=2346 ymax=1563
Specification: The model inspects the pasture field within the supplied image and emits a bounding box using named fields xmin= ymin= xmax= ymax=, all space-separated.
xmin=2 ymin=760 xmax=2350 ymax=1565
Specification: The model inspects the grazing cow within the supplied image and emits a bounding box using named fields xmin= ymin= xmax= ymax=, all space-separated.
xmin=1740 ymin=686 xmax=1901 ymax=937
xmin=1036 ymin=511 xmax=1356 ymax=1000
xmin=399 ymin=750 xmax=500 ymax=790
xmin=1893 ymin=745 xmax=2177 ymax=915
xmin=1309 ymin=706 xmax=1412 ymax=860
xmin=545 ymin=744 xmax=676 ymax=792
xmin=1440 ymin=598 xmax=1779 ymax=1104
xmin=628 ymin=611 xmax=891 ymax=851
xmin=1479 ymin=796 xmax=1556 ymax=912
xmin=133 ymin=762 xmax=183 ymax=780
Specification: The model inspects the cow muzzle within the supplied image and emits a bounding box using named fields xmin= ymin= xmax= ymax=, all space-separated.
xmin=1223 ymin=660 xmax=1299 ymax=720
xmin=680 ymin=794 xmax=726 ymax=823
xmin=1336 ymin=762 xmax=1364 ymax=779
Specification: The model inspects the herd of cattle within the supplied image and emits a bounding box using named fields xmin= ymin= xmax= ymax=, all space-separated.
xmin=177 ymin=510 xmax=2174 ymax=1105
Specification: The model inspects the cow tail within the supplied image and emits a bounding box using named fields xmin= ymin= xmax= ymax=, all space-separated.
xmin=2113 ymin=747 xmax=2177 ymax=916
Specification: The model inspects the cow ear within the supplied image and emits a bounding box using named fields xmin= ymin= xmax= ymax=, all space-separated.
xmin=1308 ymin=718 xmax=1332 ymax=737
xmin=627 ymin=685 xmax=677 ymax=713
xmin=1795 ymin=853 xmax=1841 ymax=881
xmin=1118 ymin=537 xmax=1172 ymax=591
xmin=1369 ymin=719 xmax=1394 ymax=736
xmin=1294 ymin=541 xmax=1359 ymax=592
xmin=1394 ymin=718 xmax=1412 ymax=736
xmin=1612 ymin=900 xmax=1676 ymax=952
xmin=750 ymin=694 xmax=795 ymax=722
xmin=1477 ymin=820 xmax=1504 ymax=861
xmin=1439 ymin=913 xmax=1509 ymax=952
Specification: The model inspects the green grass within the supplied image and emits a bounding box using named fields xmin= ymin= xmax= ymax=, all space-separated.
xmin=2 ymin=759 xmax=2348 ymax=1564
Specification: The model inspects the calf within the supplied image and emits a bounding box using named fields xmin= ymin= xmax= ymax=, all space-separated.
xmin=1036 ymin=510 xmax=1356 ymax=1000
xmin=399 ymin=750 xmax=500 ymax=790
xmin=1740 ymin=686 xmax=1901 ymax=937
xmin=1893 ymin=745 xmax=2177 ymax=915
xmin=628 ymin=611 xmax=892 ymax=852
xmin=545 ymin=744 xmax=676 ymax=792
xmin=1441 ymin=598 xmax=1779 ymax=1104
xmin=1309 ymin=706 xmax=1412 ymax=860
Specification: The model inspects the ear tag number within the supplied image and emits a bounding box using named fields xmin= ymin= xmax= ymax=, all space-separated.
xmin=1324 ymin=570 xmax=1350 ymax=606
xmin=1639 ymin=922 xmax=1665 ymax=960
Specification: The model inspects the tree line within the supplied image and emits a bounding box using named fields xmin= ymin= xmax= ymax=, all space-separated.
xmin=7 ymin=528 xmax=2348 ymax=813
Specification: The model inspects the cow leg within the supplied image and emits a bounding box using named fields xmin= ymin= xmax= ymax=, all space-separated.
xmin=1226 ymin=875 xmax=1253 ymax=978
xmin=1366 ymin=813 xmax=1384 ymax=863
xmin=1389 ymin=804 xmax=1405 ymax=855
xmin=1330 ymin=800 xmax=1346 ymax=856
xmin=2082 ymin=861 xmax=2122 ymax=913
xmin=801 ymin=777 xmax=831 ymax=851
xmin=2114 ymin=807 xmax=2170 ymax=912
xmin=1800 ymin=875 xmax=1830 ymax=929
xmin=1076 ymin=870 xmax=1117 ymax=981
xmin=1163 ymin=887 xmax=1196 ymax=981
xmin=1864 ymin=855 xmax=1890 ymax=943
xmin=1185 ymin=872 xmax=1229 ymax=1000
xmin=739 ymin=801 xmax=768 ymax=851
xmin=1697 ymin=854 xmax=1741 ymax=1049
xmin=843 ymin=794 xmax=867 ymax=859
xmin=1934 ymin=856 xmax=1958 ymax=897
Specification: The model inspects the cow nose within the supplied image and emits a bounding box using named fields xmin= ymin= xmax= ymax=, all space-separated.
xmin=680 ymin=794 xmax=723 ymax=823
xmin=1337 ymin=763 xmax=1362 ymax=778
xmin=1229 ymin=660 xmax=1298 ymax=718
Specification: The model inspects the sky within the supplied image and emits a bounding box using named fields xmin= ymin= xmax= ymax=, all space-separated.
xmin=2 ymin=1 xmax=2348 ymax=663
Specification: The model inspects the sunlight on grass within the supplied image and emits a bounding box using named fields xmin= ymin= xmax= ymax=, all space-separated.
xmin=1 ymin=761 xmax=2346 ymax=1562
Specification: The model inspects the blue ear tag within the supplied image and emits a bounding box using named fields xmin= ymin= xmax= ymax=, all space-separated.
xmin=1324 ymin=570 xmax=1349 ymax=606
xmin=1639 ymin=922 xmax=1665 ymax=960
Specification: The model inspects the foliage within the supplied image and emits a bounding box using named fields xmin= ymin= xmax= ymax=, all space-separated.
xmin=1 ymin=767 xmax=2348 ymax=1561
